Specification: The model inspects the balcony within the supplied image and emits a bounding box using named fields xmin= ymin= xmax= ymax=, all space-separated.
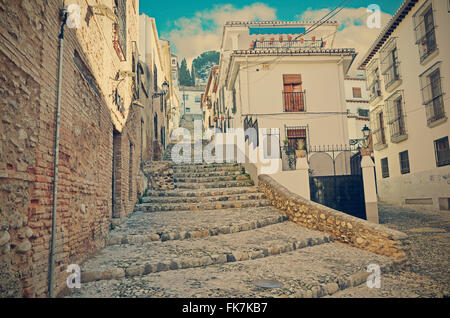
xmin=252 ymin=39 xmax=325 ymax=50
xmin=283 ymin=91 xmax=305 ymax=112
xmin=425 ymin=95 xmax=446 ymax=126
xmin=368 ymin=80 xmax=382 ymax=104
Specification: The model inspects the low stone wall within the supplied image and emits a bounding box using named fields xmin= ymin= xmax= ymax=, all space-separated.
xmin=258 ymin=174 xmax=409 ymax=259
xmin=143 ymin=161 xmax=175 ymax=191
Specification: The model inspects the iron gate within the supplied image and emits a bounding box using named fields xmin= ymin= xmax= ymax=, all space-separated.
xmin=308 ymin=145 xmax=366 ymax=220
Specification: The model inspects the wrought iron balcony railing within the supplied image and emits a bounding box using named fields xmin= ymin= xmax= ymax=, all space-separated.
xmin=283 ymin=91 xmax=306 ymax=112
xmin=252 ymin=39 xmax=325 ymax=50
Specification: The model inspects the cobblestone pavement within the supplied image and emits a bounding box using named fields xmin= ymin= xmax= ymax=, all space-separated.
xmin=329 ymin=204 xmax=450 ymax=298
xmin=68 ymin=141 xmax=449 ymax=298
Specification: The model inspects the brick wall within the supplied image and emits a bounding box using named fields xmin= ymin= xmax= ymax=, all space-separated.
xmin=0 ymin=0 xmax=143 ymax=297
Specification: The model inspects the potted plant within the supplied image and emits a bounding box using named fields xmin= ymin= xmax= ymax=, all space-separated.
xmin=295 ymin=139 xmax=307 ymax=158
xmin=282 ymin=138 xmax=296 ymax=169
xmin=287 ymin=35 xmax=293 ymax=41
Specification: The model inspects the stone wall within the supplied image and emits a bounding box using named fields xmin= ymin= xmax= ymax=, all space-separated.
xmin=0 ymin=0 xmax=143 ymax=297
xmin=143 ymin=161 xmax=174 ymax=191
xmin=258 ymin=174 xmax=409 ymax=259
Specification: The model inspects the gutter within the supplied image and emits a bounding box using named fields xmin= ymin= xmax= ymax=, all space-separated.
xmin=49 ymin=7 xmax=67 ymax=298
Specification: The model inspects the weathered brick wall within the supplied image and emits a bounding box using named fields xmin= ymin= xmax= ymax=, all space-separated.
xmin=258 ymin=174 xmax=409 ymax=260
xmin=0 ymin=0 xmax=143 ymax=297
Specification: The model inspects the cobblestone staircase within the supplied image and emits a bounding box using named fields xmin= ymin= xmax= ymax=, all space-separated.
xmin=72 ymin=135 xmax=405 ymax=298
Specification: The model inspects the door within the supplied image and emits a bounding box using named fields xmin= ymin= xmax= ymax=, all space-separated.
xmin=283 ymin=74 xmax=303 ymax=111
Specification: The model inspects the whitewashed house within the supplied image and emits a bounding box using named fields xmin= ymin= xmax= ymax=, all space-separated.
xmin=359 ymin=0 xmax=450 ymax=211
xmin=345 ymin=75 xmax=370 ymax=144
xmin=210 ymin=20 xmax=356 ymax=178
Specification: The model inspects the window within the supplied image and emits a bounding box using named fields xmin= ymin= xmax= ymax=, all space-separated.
xmin=386 ymin=91 xmax=407 ymax=140
xmin=183 ymin=94 xmax=189 ymax=100
xmin=434 ymin=137 xmax=450 ymax=167
xmin=195 ymin=96 xmax=201 ymax=103
xmin=286 ymin=127 xmax=307 ymax=151
xmin=186 ymin=108 xmax=190 ymax=113
xmin=399 ymin=151 xmax=410 ymax=174
xmin=352 ymin=87 xmax=362 ymax=98
xmin=368 ymin=65 xmax=382 ymax=102
xmin=358 ymin=108 xmax=369 ymax=117
xmin=381 ymin=157 xmax=389 ymax=178
xmin=283 ymin=74 xmax=305 ymax=112
xmin=232 ymin=88 xmax=237 ymax=114
xmin=153 ymin=64 xmax=158 ymax=92
xmin=381 ymin=39 xmax=401 ymax=89
xmin=420 ymin=62 xmax=445 ymax=125
xmin=413 ymin=2 xmax=437 ymax=62
xmin=371 ymin=108 xmax=386 ymax=147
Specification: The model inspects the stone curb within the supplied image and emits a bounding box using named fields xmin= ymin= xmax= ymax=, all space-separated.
xmin=82 ymin=233 xmax=333 ymax=284
xmin=141 ymin=192 xmax=266 ymax=204
xmin=174 ymin=175 xmax=251 ymax=183
xmin=136 ymin=199 xmax=271 ymax=213
xmin=173 ymin=170 xmax=243 ymax=178
xmin=176 ymin=180 xmax=254 ymax=189
xmin=146 ymin=187 xmax=260 ymax=198
xmin=289 ymin=257 xmax=408 ymax=298
xmin=105 ymin=215 xmax=290 ymax=247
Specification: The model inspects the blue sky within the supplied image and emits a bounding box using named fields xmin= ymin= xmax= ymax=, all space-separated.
xmin=141 ymin=0 xmax=403 ymax=34
xmin=140 ymin=0 xmax=405 ymax=71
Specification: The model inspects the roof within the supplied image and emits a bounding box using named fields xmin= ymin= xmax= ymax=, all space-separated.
xmin=358 ymin=0 xmax=419 ymax=69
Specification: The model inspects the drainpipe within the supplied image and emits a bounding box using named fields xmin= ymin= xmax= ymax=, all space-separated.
xmin=49 ymin=8 xmax=68 ymax=298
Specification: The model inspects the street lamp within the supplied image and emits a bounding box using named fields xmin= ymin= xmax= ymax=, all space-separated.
xmin=359 ymin=124 xmax=371 ymax=155
xmin=362 ymin=124 xmax=370 ymax=139
xmin=152 ymin=80 xmax=169 ymax=98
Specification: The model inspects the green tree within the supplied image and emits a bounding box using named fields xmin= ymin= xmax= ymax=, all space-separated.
xmin=178 ymin=58 xmax=192 ymax=86
xmin=191 ymin=63 xmax=197 ymax=86
xmin=192 ymin=51 xmax=220 ymax=83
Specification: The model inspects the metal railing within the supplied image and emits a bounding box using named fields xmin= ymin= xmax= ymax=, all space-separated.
xmin=283 ymin=91 xmax=305 ymax=112
xmin=253 ymin=39 xmax=324 ymax=50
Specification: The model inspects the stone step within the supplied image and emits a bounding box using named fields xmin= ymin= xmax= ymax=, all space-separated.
xmin=173 ymin=174 xmax=250 ymax=183
xmin=105 ymin=207 xmax=288 ymax=246
xmin=80 ymin=222 xmax=333 ymax=283
xmin=173 ymin=166 xmax=243 ymax=174
xmin=146 ymin=186 xmax=260 ymax=198
xmin=175 ymin=179 xmax=254 ymax=189
xmin=142 ymin=192 xmax=266 ymax=204
xmin=75 ymin=241 xmax=405 ymax=298
xmin=174 ymin=163 xmax=242 ymax=170
xmin=172 ymin=170 xmax=243 ymax=178
xmin=136 ymin=198 xmax=270 ymax=213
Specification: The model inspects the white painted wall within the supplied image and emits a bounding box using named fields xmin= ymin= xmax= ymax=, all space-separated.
xmin=364 ymin=0 xmax=450 ymax=211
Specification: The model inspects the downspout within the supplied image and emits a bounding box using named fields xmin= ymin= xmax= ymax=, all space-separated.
xmin=49 ymin=7 xmax=68 ymax=298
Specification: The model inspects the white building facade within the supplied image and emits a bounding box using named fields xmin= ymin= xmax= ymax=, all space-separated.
xmin=344 ymin=76 xmax=370 ymax=144
xmin=180 ymin=86 xmax=205 ymax=120
xmin=359 ymin=0 xmax=450 ymax=211
xmin=210 ymin=21 xmax=356 ymax=177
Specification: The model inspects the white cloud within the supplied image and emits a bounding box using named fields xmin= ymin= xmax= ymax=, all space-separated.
xmin=296 ymin=7 xmax=393 ymax=75
xmin=163 ymin=3 xmax=277 ymax=67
